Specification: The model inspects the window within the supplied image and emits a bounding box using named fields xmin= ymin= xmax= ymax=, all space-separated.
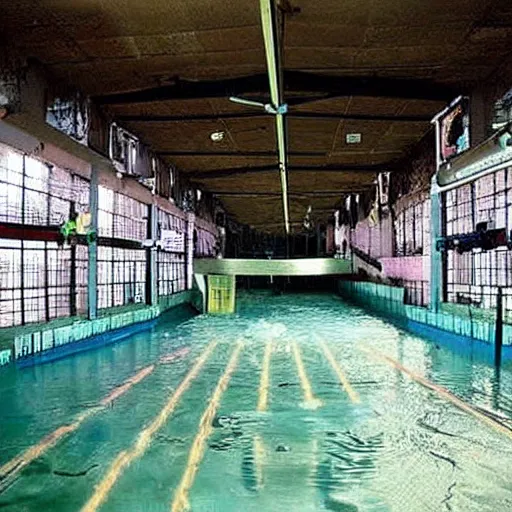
xmin=195 ymin=227 xmax=217 ymax=257
xmin=445 ymin=184 xmax=472 ymax=236
xmin=97 ymin=247 xmax=146 ymax=309
xmin=157 ymin=209 xmax=186 ymax=296
xmin=0 ymin=144 xmax=89 ymax=227
xmin=46 ymin=93 xmax=89 ymax=144
xmin=435 ymin=96 xmax=470 ymax=164
xmin=0 ymin=239 xmax=87 ymax=327
xmin=444 ymin=168 xmax=510 ymax=236
xmin=0 ymin=145 xmax=23 ymax=223
xmin=493 ymin=87 xmax=512 ymax=131
xmin=158 ymin=252 xmax=186 ymax=296
xmin=443 ymin=167 xmax=512 ymax=311
xmin=98 ymin=186 xmax=147 ymax=241
xmin=394 ymin=198 xmax=430 ymax=256
xmin=378 ymin=172 xmax=390 ymax=214
xmin=96 ymin=187 xmax=148 ymax=309
xmin=446 ymin=248 xmax=512 ymax=310
xmin=169 ymin=166 xmax=175 ymax=200
xmin=109 ymin=124 xmax=138 ymax=175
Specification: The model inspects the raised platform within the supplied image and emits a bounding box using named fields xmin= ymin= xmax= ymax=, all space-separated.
xmin=193 ymin=258 xmax=352 ymax=276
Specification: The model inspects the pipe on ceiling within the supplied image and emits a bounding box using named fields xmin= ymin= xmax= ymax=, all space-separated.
xmin=259 ymin=0 xmax=290 ymax=234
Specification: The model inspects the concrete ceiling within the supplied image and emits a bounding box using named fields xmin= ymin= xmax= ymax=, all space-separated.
xmin=2 ymin=0 xmax=512 ymax=231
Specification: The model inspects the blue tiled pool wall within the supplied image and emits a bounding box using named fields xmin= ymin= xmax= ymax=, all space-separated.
xmin=0 ymin=290 xmax=194 ymax=368
xmin=338 ymin=280 xmax=512 ymax=362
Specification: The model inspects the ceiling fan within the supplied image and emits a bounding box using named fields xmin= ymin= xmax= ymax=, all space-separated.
xmin=229 ymin=96 xmax=288 ymax=115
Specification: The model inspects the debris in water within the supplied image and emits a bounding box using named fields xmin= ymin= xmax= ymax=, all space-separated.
xmin=418 ymin=419 xmax=457 ymax=438
xmin=275 ymin=444 xmax=290 ymax=452
xmin=441 ymin=482 xmax=457 ymax=511
xmin=53 ymin=463 xmax=99 ymax=477
xmin=430 ymin=451 xmax=457 ymax=470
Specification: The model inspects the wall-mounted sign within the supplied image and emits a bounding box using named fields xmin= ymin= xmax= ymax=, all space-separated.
xmin=159 ymin=229 xmax=185 ymax=252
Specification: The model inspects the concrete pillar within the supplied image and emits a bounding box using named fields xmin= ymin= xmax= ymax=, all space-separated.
xmin=88 ymin=165 xmax=98 ymax=319
xmin=430 ymin=176 xmax=443 ymax=312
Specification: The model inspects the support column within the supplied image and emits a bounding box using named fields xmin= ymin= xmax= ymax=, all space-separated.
xmin=430 ymin=176 xmax=443 ymax=312
xmin=88 ymin=165 xmax=99 ymax=320
xmin=147 ymin=203 xmax=158 ymax=306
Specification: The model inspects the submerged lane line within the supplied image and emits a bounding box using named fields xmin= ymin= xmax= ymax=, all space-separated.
xmin=253 ymin=341 xmax=273 ymax=490
xmin=319 ymin=341 xmax=360 ymax=404
xmin=81 ymin=342 xmax=218 ymax=512
xmin=257 ymin=341 xmax=273 ymax=412
xmin=0 ymin=364 xmax=155 ymax=484
xmin=291 ymin=341 xmax=322 ymax=409
xmin=171 ymin=341 xmax=244 ymax=512
xmin=360 ymin=346 xmax=512 ymax=441
xmin=252 ymin=434 xmax=265 ymax=490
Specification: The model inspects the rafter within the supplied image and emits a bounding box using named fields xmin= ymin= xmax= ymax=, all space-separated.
xmin=95 ymin=70 xmax=459 ymax=105
xmin=190 ymin=163 xmax=385 ymax=179
xmin=118 ymin=111 xmax=432 ymax=123
xmin=159 ymin=150 xmax=320 ymax=157
xmin=206 ymin=190 xmax=362 ymax=198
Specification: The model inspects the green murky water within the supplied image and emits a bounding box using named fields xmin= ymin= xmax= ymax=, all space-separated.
xmin=1 ymin=291 xmax=512 ymax=511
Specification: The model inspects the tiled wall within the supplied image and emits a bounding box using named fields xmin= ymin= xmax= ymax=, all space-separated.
xmin=338 ymin=280 xmax=512 ymax=347
xmin=0 ymin=290 xmax=193 ymax=367
xmin=380 ymin=256 xmax=427 ymax=281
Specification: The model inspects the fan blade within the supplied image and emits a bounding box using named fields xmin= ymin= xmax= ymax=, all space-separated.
xmin=229 ymin=96 xmax=266 ymax=109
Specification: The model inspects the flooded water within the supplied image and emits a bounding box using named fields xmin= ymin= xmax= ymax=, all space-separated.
xmin=1 ymin=291 xmax=512 ymax=511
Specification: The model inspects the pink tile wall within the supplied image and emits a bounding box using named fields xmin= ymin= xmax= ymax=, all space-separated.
xmin=352 ymin=215 xmax=393 ymax=259
xmin=380 ymin=256 xmax=427 ymax=281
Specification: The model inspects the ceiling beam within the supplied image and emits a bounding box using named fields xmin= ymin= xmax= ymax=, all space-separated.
xmin=190 ymin=163 xmax=384 ymax=179
xmin=118 ymin=111 xmax=432 ymax=123
xmin=159 ymin=150 xmax=320 ymax=157
xmin=190 ymin=164 xmax=277 ymax=179
xmin=94 ymin=70 xmax=459 ymax=105
xmin=206 ymin=190 xmax=363 ymax=198
xmin=289 ymin=164 xmax=383 ymax=172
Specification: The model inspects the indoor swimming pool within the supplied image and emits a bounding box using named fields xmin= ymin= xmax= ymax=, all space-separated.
xmin=1 ymin=292 xmax=512 ymax=511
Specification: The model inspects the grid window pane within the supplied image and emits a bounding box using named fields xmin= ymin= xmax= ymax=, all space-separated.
xmin=97 ymin=246 xmax=146 ymax=309
xmin=394 ymin=197 xmax=429 ymax=256
xmin=0 ymin=143 xmax=90 ymax=227
xmin=98 ymin=186 xmax=147 ymax=241
xmin=0 ymin=239 xmax=83 ymax=327
xmin=157 ymin=209 xmax=186 ymax=296
xmin=444 ymin=166 xmax=512 ymax=311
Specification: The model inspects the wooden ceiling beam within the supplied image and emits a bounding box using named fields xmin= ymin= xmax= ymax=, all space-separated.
xmin=190 ymin=164 xmax=277 ymax=179
xmin=190 ymin=163 xmax=384 ymax=179
xmin=206 ymin=190 xmax=363 ymax=197
xmin=118 ymin=111 xmax=432 ymax=123
xmin=94 ymin=70 xmax=459 ymax=105
xmin=160 ymin=150 xmax=320 ymax=157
